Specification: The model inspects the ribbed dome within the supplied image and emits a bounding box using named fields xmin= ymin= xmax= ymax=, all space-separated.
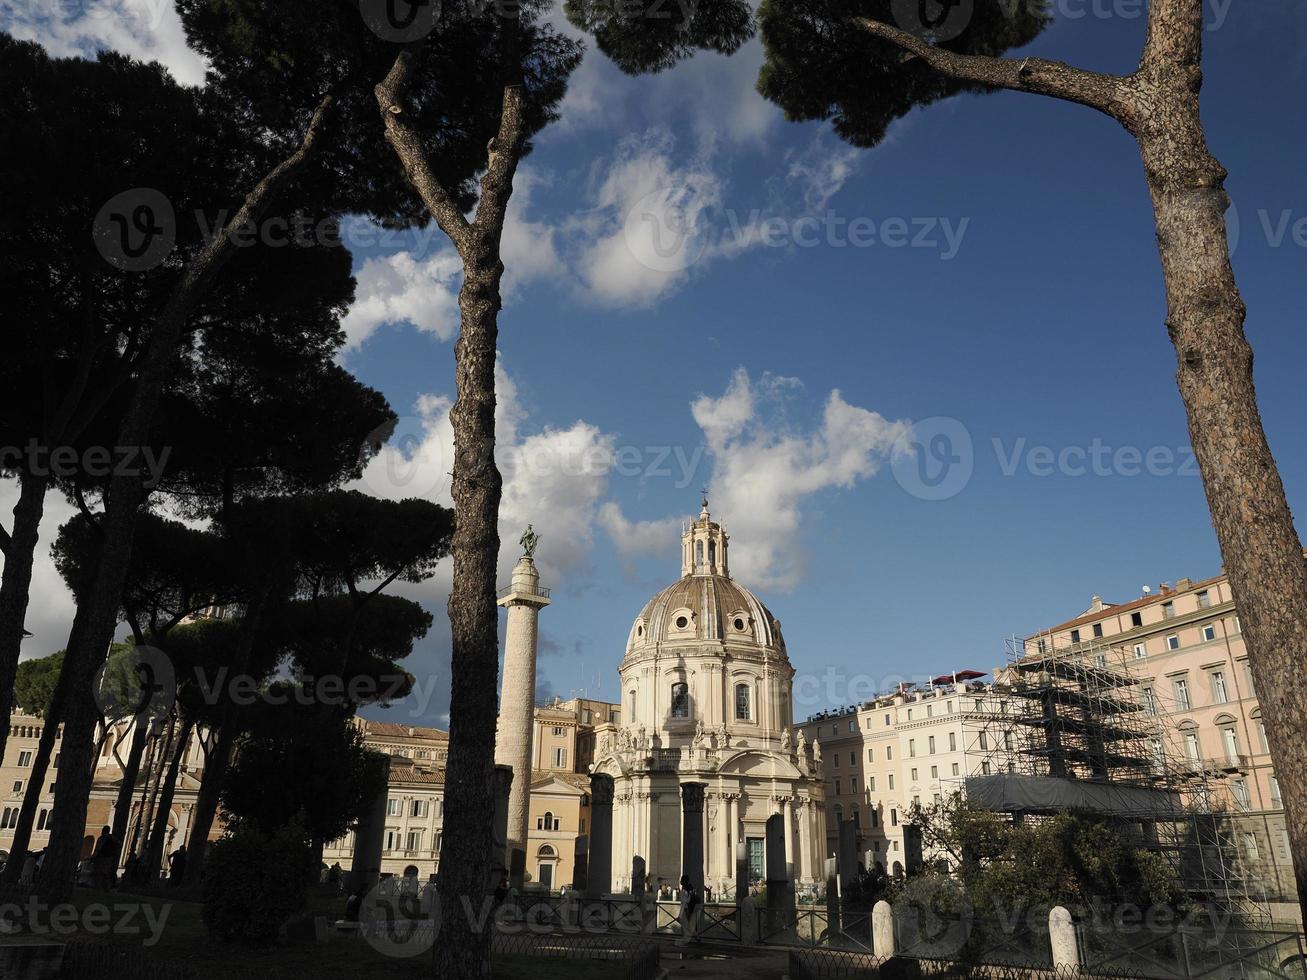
xmin=625 ymin=572 xmax=787 ymax=660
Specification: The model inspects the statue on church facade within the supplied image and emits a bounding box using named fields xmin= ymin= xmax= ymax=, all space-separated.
xmin=780 ymin=728 xmax=791 ymax=751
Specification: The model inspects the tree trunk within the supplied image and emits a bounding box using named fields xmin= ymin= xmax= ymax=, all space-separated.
xmin=0 ymin=668 xmax=66 ymax=884
xmin=0 ymin=472 xmax=49 ymax=771
xmin=183 ymin=725 xmax=235 ymax=884
xmin=1131 ymin=10 xmax=1307 ymax=922
xmin=142 ymin=716 xmax=193 ymax=881
xmin=432 ymin=254 xmax=506 ymax=980
xmin=109 ymin=717 xmax=150 ymax=867
xmin=376 ymin=49 xmax=523 ymax=977
xmin=36 ymin=95 xmax=335 ymax=904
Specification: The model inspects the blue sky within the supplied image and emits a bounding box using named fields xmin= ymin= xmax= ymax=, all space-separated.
xmin=6 ymin=1 xmax=1307 ymax=727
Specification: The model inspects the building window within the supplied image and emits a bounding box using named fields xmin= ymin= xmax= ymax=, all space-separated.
xmin=849 ymin=752 xmax=856 ymax=767
xmin=1037 ymin=638 xmax=1046 ymax=654
xmin=735 ymin=684 xmax=751 ymax=720
xmin=1232 ymin=779 xmax=1251 ymax=811
xmin=835 ymin=779 xmax=842 ymax=795
xmin=537 ymin=811 xmax=560 ymax=831
xmin=1270 ymin=775 xmax=1283 ymax=808
xmin=868 ymin=776 xmax=876 ymax=791
xmin=848 ymin=720 xmax=856 ymax=733
xmin=884 ymin=713 xmax=891 ymax=726
xmin=1183 ymin=731 xmax=1200 ymax=764
xmin=1142 ymin=687 xmax=1157 ymax=715
xmin=951 ymin=763 xmax=960 ymax=776
xmin=1210 ymin=671 xmax=1228 ymax=704
xmin=1172 ymin=678 xmax=1190 ymax=710
xmin=552 ymin=726 xmax=565 ymax=736
xmin=387 ymin=798 xmax=400 ymax=817
xmin=407 ymin=830 xmax=422 ymax=851
xmin=1070 ymin=629 xmax=1080 ymax=644
xmin=411 ymin=799 xmax=427 ymax=818
xmin=675 ymin=615 xmax=689 ymax=630
xmin=1202 ymin=624 xmax=1216 ymax=642
xmin=1221 ymin=727 xmax=1239 ymax=764
xmin=930 ymin=765 xmax=938 ymax=779
xmin=910 ymin=768 xmax=918 ymax=781
xmin=36 ymin=809 xmax=49 ymax=831
xmin=833 ymin=753 xmax=840 ymax=769
xmin=888 ymin=774 xmax=895 ymax=790
xmin=865 ymin=718 xmax=872 ymax=731
xmin=1162 ymin=601 xmax=1175 ymax=619
xmin=17 ymin=751 xmax=32 ymax=767
xmin=868 ymin=748 xmax=875 ymax=763
xmin=1092 ymin=623 xmax=1103 ymax=638
xmin=670 ymin=682 xmax=689 ymax=719
xmin=1094 ymin=653 xmax=1107 ymax=668
xmin=908 ymin=739 xmax=916 ymax=758
xmin=1131 ymin=611 xmax=1143 ymax=628
xmin=1242 ymin=832 xmax=1259 ymax=860
xmin=1256 ymin=718 xmax=1269 ymax=753
xmin=1166 ymin=634 xmax=1180 ymax=651
xmin=385 ymin=829 xmax=401 ymax=852
xmin=552 ymin=747 xmax=567 ymax=768
xmin=1133 ymin=643 xmax=1146 ymax=659
xmin=1197 ymin=590 xmax=1210 ymax=609
xmin=890 ymin=809 xmax=898 ymax=827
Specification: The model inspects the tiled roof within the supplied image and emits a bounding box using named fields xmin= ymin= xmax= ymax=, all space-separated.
xmin=1032 ymin=572 xmax=1225 ymax=637
xmin=358 ymin=718 xmax=449 ymax=740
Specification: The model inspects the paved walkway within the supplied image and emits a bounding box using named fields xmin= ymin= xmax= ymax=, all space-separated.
xmin=658 ymin=939 xmax=791 ymax=979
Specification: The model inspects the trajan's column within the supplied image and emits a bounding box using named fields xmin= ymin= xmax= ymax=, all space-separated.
xmin=495 ymin=525 xmax=550 ymax=876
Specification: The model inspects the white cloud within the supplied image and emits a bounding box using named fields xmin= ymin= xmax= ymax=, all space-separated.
xmin=341 ymin=247 xmax=464 ymax=351
xmin=603 ymin=369 xmax=910 ymax=592
xmin=2 ymin=0 xmax=208 ymax=86
xmin=353 ymin=358 xmax=618 ymax=587
xmin=597 ymin=502 xmax=684 ymax=569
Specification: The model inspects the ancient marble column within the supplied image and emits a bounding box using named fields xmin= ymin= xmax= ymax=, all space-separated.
xmin=681 ymin=782 xmax=707 ymax=893
xmin=345 ymin=755 xmax=390 ymax=896
xmin=588 ymin=773 xmax=614 ymax=898
xmin=495 ymin=553 xmax=550 ymax=863
xmin=765 ymin=811 xmax=794 ymax=919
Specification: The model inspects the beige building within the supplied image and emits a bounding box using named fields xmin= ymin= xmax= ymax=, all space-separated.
xmin=1024 ymin=570 xmax=1295 ymax=921
xmin=798 ymin=673 xmax=995 ymax=876
xmin=325 ymin=702 xmax=616 ymax=887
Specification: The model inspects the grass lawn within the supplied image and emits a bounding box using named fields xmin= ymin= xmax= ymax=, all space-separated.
xmin=58 ymin=887 xmax=632 ymax=979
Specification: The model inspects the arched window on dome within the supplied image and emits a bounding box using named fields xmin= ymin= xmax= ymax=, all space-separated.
xmin=708 ymin=540 xmax=716 ymax=566
xmin=671 ymin=682 xmax=689 ymax=719
xmin=695 ymin=541 xmax=704 ymax=567
xmin=735 ymin=683 xmax=751 ymax=721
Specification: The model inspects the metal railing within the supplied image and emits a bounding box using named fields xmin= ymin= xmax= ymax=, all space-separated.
xmin=497 ymin=584 xmax=551 ymax=601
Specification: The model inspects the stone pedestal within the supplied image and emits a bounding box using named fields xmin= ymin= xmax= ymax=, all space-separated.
xmin=345 ymin=755 xmax=389 ymax=897
xmin=588 ymin=773 xmax=614 ymax=898
xmin=681 ymin=782 xmax=707 ymax=893
xmin=873 ymin=900 xmax=896 ymax=958
xmin=495 ymin=555 xmax=550 ymax=861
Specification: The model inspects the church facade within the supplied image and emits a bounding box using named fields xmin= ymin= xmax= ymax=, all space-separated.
xmin=589 ymin=502 xmax=826 ymax=896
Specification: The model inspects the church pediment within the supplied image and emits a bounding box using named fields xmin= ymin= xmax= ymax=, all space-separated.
xmin=715 ymin=748 xmax=806 ymax=780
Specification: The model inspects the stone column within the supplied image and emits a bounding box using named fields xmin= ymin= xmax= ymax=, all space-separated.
xmin=495 ymin=554 xmax=550 ymax=861
xmin=765 ymin=811 xmax=794 ymax=920
xmin=1050 ymin=906 xmax=1080 ymax=969
xmin=873 ymin=900 xmax=896 ymax=958
xmin=345 ymin=755 xmax=390 ymax=896
xmin=793 ymin=799 xmax=807 ymax=884
xmin=782 ymin=799 xmax=794 ymax=879
xmin=681 ymin=782 xmax=707 ymax=893
xmin=837 ymin=818 xmax=858 ymax=897
xmin=735 ymin=841 xmax=749 ymax=904
xmin=588 ymin=773 xmax=614 ymax=898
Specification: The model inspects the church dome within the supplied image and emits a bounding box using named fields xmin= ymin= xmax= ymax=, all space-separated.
xmin=624 ymin=499 xmax=787 ymax=662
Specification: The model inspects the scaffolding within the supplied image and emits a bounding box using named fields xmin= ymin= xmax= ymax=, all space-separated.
xmin=959 ymin=634 xmax=1272 ymax=932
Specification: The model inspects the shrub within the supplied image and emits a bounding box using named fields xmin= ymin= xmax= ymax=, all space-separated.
xmin=201 ymin=816 xmax=318 ymax=946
